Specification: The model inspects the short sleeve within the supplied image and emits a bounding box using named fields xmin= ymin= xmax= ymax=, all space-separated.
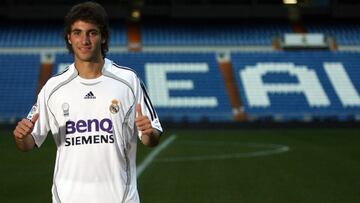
xmin=135 ymin=77 xmax=163 ymax=139
xmin=30 ymin=87 xmax=51 ymax=147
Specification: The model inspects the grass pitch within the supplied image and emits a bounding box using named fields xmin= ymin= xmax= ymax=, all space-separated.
xmin=1 ymin=128 xmax=360 ymax=203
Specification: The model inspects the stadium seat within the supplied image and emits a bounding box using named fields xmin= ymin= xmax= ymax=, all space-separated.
xmin=0 ymin=54 xmax=40 ymax=121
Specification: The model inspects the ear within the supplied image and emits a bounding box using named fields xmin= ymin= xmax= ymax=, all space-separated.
xmin=67 ymin=34 xmax=71 ymax=44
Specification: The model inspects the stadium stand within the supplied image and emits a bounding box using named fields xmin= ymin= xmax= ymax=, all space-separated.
xmin=141 ymin=20 xmax=292 ymax=46
xmin=0 ymin=20 xmax=291 ymax=47
xmin=0 ymin=23 xmax=63 ymax=47
xmin=0 ymin=17 xmax=360 ymax=123
xmin=304 ymin=20 xmax=360 ymax=45
xmin=0 ymin=22 xmax=127 ymax=47
xmin=45 ymin=50 xmax=360 ymax=122
xmin=0 ymin=54 xmax=40 ymax=122
xmin=231 ymin=51 xmax=360 ymax=121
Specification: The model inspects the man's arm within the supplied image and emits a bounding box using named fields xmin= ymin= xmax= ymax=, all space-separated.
xmin=135 ymin=104 xmax=161 ymax=147
xmin=13 ymin=114 xmax=38 ymax=151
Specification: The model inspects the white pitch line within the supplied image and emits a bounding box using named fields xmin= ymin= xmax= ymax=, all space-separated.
xmin=156 ymin=142 xmax=290 ymax=162
xmin=137 ymin=134 xmax=177 ymax=178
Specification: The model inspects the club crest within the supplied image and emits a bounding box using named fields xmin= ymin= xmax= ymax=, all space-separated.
xmin=110 ymin=99 xmax=120 ymax=114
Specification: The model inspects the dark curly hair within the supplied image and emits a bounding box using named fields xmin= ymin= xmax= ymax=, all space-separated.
xmin=64 ymin=1 xmax=110 ymax=58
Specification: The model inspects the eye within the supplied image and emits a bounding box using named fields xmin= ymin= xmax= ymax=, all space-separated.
xmin=72 ymin=30 xmax=81 ymax=36
xmin=89 ymin=30 xmax=99 ymax=36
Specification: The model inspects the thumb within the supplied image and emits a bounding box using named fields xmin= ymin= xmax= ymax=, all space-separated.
xmin=136 ymin=104 xmax=143 ymax=117
xmin=31 ymin=113 xmax=39 ymax=124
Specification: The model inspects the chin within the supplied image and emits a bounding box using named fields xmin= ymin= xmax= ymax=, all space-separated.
xmin=75 ymin=54 xmax=95 ymax=61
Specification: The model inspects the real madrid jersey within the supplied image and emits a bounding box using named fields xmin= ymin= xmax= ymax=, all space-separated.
xmin=29 ymin=58 xmax=162 ymax=203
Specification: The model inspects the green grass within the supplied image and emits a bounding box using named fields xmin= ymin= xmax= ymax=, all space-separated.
xmin=0 ymin=131 xmax=55 ymax=202
xmin=1 ymin=128 xmax=360 ymax=203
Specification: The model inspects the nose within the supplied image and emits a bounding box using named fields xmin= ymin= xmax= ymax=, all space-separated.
xmin=81 ymin=33 xmax=91 ymax=45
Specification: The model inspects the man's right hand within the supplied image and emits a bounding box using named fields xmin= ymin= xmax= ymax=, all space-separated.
xmin=13 ymin=114 xmax=38 ymax=151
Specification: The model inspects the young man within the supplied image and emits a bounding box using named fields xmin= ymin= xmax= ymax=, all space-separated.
xmin=13 ymin=2 xmax=162 ymax=202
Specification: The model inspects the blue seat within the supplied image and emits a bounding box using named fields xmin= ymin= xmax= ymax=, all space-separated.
xmin=0 ymin=54 xmax=40 ymax=120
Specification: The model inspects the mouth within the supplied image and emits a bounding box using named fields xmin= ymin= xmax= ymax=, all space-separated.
xmin=78 ymin=46 xmax=92 ymax=53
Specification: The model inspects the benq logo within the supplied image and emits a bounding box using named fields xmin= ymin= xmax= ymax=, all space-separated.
xmin=66 ymin=118 xmax=113 ymax=134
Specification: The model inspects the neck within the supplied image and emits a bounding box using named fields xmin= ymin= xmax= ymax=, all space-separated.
xmin=75 ymin=58 xmax=105 ymax=79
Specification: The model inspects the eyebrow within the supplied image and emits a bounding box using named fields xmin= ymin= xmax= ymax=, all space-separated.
xmin=71 ymin=28 xmax=99 ymax=33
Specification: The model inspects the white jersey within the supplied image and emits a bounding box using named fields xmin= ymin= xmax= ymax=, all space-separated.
xmin=30 ymin=58 xmax=162 ymax=203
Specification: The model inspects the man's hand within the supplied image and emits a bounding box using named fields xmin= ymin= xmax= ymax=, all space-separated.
xmin=135 ymin=104 xmax=160 ymax=147
xmin=13 ymin=114 xmax=38 ymax=151
xmin=135 ymin=104 xmax=153 ymax=136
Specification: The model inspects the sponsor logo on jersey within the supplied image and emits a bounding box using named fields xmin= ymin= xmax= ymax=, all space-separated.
xmin=62 ymin=103 xmax=69 ymax=116
xmin=26 ymin=104 xmax=38 ymax=121
xmin=84 ymin=91 xmax=96 ymax=99
xmin=65 ymin=118 xmax=114 ymax=146
xmin=109 ymin=99 xmax=120 ymax=114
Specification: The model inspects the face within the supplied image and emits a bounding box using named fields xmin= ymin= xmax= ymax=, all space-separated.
xmin=67 ymin=20 xmax=104 ymax=62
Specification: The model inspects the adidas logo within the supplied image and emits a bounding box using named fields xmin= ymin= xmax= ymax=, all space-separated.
xmin=84 ymin=91 xmax=96 ymax=99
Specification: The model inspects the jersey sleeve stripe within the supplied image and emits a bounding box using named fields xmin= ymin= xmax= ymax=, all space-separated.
xmin=140 ymin=82 xmax=158 ymax=120
xmin=143 ymin=95 xmax=154 ymax=121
